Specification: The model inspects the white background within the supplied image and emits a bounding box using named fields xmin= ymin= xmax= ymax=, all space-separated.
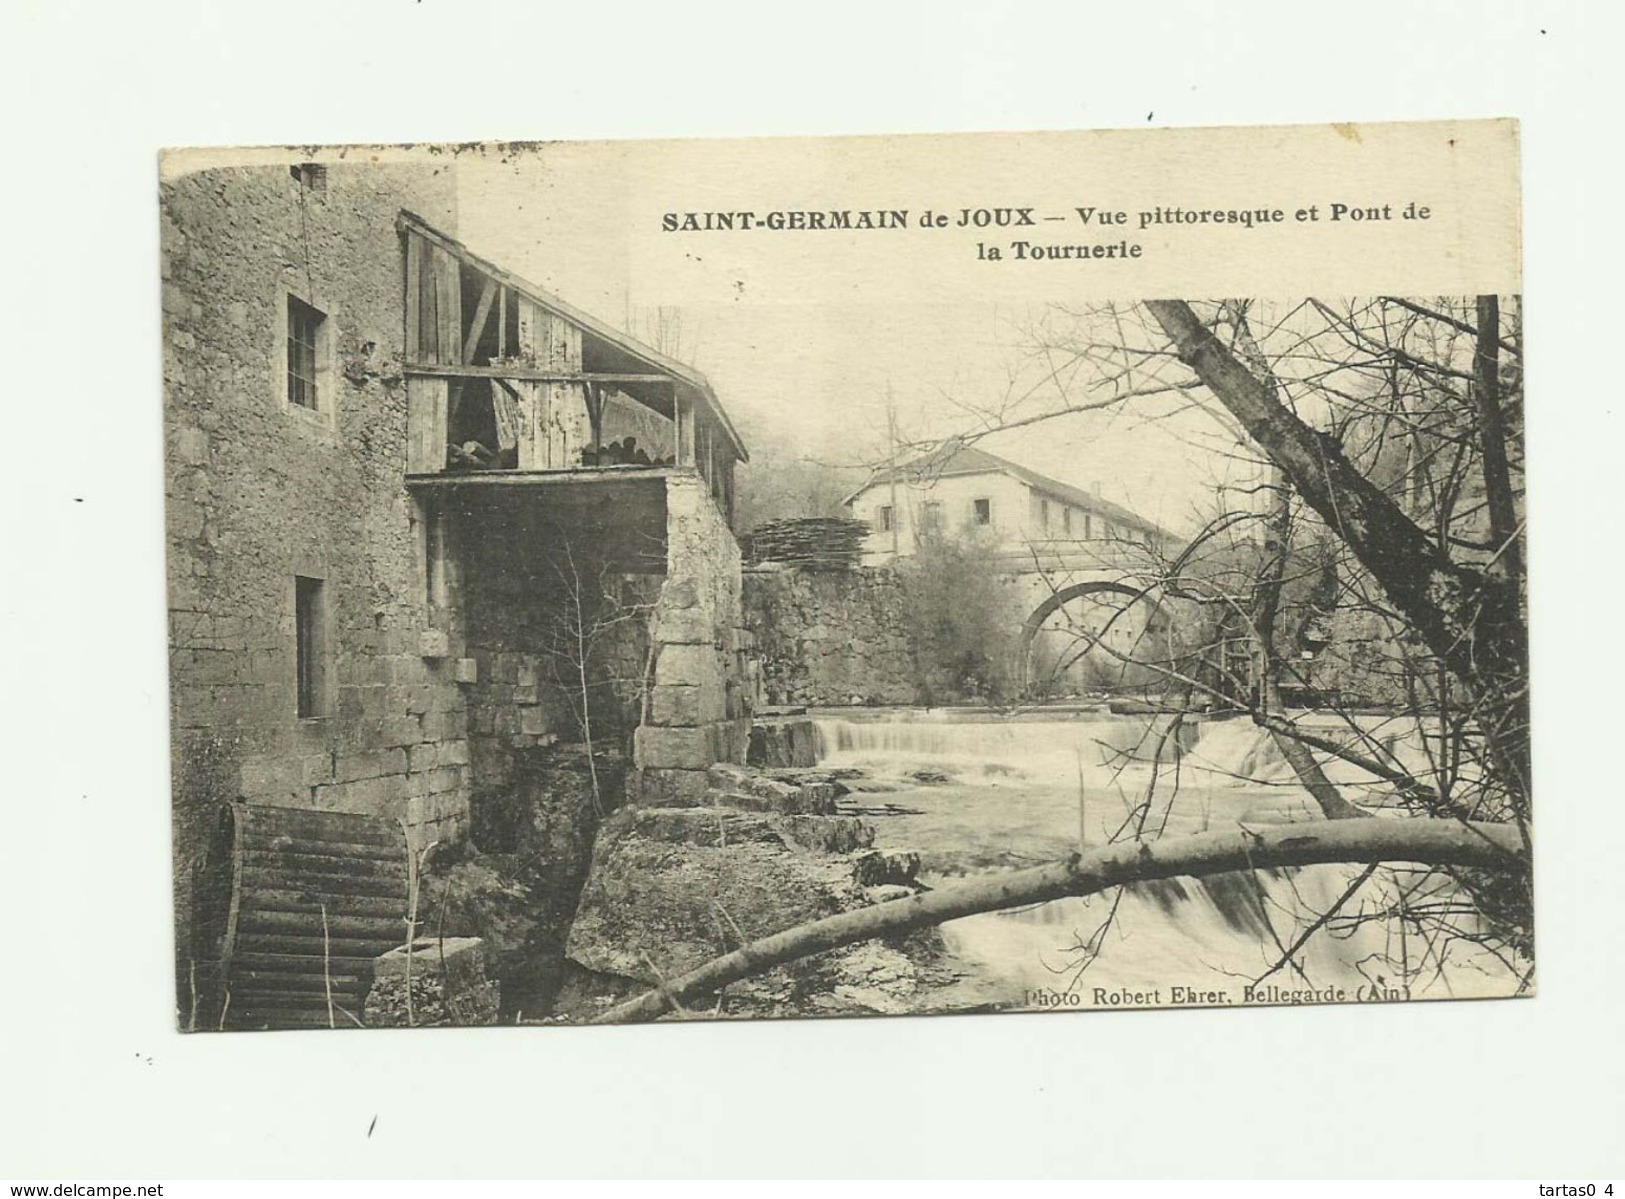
xmin=1 ymin=0 xmax=1620 ymax=1181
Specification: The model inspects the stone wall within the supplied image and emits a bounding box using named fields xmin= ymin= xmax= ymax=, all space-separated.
xmin=449 ymin=486 xmax=664 ymax=830
xmin=450 ymin=472 xmax=751 ymax=829
xmin=162 ymin=161 xmax=469 ymax=1011
xmin=633 ymin=474 xmax=753 ymax=802
xmin=741 ymin=566 xmax=918 ymax=707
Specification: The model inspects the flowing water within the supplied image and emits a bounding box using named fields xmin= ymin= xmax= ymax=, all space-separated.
xmin=812 ymin=708 xmax=1518 ymax=1009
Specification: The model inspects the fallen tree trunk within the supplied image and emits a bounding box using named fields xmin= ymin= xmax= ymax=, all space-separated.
xmin=592 ymin=818 xmax=1523 ymax=1024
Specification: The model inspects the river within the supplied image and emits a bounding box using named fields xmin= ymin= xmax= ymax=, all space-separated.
xmin=810 ymin=707 xmax=1523 ymax=1010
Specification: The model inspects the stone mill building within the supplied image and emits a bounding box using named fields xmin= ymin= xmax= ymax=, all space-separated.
xmin=162 ymin=153 xmax=753 ymax=1025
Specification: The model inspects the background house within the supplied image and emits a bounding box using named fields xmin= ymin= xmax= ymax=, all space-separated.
xmin=844 ymin=444 xmax=1183 ymax=696
xmin=845 ymin=443 xmax=1176 ymax=567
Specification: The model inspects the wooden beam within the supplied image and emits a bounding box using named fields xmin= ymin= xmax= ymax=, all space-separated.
xmin=397 ymin=212 xmax=705 ymax=384
xmin=586 ymin=381 xmax=607 ymax=449
xmin=404 ymin=232 xmax=422 ymax=358
xmin=405 ymin=378 xmax=448 ymax=474
xmin=461 ymin=277 xmax=498 ymax=365
xmin=431 ymin=242 xmax=461 ymax=365
xmin=395 ymin=210 xmax=749 ymax=463
xmin=674 ymin=394 xmax=697 ymax=467
xmin=405 ymin=466 xmax=683 ymax=487
xmin=405 ymin=364 xmax=680 ymax=385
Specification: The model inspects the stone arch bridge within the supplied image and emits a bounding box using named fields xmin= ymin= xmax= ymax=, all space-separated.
xmin=990 ymin=548 xmax=1176 ymax=696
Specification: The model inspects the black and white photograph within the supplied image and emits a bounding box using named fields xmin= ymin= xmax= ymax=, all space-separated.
xmin=161 ymin=137 xmax=1530 ymax=1031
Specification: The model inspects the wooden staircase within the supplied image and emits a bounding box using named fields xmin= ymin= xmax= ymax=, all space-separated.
xmin=220 ymin=804 xmax=410 ymax=1030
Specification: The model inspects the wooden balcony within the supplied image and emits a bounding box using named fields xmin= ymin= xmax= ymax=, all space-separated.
xmin=397 ymin=212 xmax=744 ymax=529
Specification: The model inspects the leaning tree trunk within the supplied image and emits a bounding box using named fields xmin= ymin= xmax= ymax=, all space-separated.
xmin=1474 ymin=295 xmax=1523 ymax=592
xmin=1142 ymin=300 xmax=1529 ymax=823
xmin=594 ymin=819 xmax=1522 ymax=1023
xmin=1217 ymin=301 xmax=1366 ymax=821
xmin=1251 ymin=478 xmax=1367 ymax=820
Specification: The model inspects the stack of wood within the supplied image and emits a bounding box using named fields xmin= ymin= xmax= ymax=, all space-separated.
xmin=744 ymin=517 xmax=869 ymax=570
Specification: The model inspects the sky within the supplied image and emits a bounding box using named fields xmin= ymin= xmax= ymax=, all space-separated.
xmin=455 ymin=157 xmax=1256 ymax=536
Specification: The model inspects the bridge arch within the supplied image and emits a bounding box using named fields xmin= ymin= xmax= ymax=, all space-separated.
xmin=1018 ymin=579 xmax=1161 ymax=695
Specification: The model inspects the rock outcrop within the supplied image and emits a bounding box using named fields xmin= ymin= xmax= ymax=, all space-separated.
xmin=561 ymin=754 xmax=937 ymax=1020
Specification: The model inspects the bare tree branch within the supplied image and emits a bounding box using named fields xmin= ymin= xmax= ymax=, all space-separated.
xmin=1142 ymin=300 xmax=1529 ymax=816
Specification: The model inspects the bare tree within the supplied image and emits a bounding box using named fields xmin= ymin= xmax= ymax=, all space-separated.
xmin=534 ymin=529 xmax=661 ymax=814
xmin=603 ymin=294 xmax=1533 ymax=1019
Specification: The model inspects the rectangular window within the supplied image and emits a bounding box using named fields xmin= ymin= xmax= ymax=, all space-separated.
xmin=922 ymin=501 xmax=943 ymax=535
xmin=1039 ymin=499 xmax=1051 ymax=529
xmin=1063 ymin=508 xmax=1073 ymax=535
xmin=879 ymin=505 xmax=895 ymax=532
xmin=973 ymin=498 xmax=991 ymax=525
xmin=287 ymin=296 xmax=325 ymax=410
xmin=1083 ymin=512 xmax=1093 ymax=538
xmin=295 ymin=575 xmax=327 ymax=718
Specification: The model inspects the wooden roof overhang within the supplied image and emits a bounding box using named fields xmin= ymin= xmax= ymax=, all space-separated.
xmin=397 ymin=211 xmax=748 ymax=464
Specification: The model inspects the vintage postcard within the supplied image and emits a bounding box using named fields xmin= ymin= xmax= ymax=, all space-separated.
xmin=160 ymin=120 xmax=1528 ymax=1031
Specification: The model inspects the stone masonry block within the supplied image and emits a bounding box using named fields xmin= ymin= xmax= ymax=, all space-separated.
xmin=378 ymin=716 xmax=425 ymax=748
xmin=634 ymin=725 xmax=712 ymax=771
xmin=425 ymin=763 xmax=467 ymax=795
xmin=661 ymin=578 xmax=700 ymax=610
xmin=653 ymin=643 xmax=716 ymax=688
xmin=238 ymin=756 xmax=298 ymax=795
xmin=649 ymin=684 xmax=725 ymax=728
xmin=366 ymin=937 xmax=498 ymax=1028
xmin=300 ymin=752 xmax=335 ymax=787
xmin=335 ymin=747 xmax=408 ymax=784
xmin=654 ymin=607 xmax=712 ymax=645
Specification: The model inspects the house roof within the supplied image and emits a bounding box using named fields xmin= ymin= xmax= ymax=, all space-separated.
xmin=396 ymin=210 xmax=748 ymax=463
xmin=845 ymin=442 xmax=1178 ymax=542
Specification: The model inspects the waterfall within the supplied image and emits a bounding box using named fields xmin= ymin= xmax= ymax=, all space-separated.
xmin=939 ymin=858 xmax=1458 ymax=1003
xmin=809 ymin=708 xmax=1512 ymax=1005
xmin=813 ymin=712 xmax=1192 ymax=790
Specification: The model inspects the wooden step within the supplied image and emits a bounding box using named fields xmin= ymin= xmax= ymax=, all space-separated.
xmin=241 ymin=832 xmax=406 ymax=863
xmin=234 ymin=932 xmax=402 ymax=958
xmin=230 ymin=969 xmax=371 ymax=995
xmin=232 ymin=951 xmax=379 ymax=977
xmin=227 ymin=1005 xmax=365 ymax=1030
xmin=237 ymin=910 xmax=407 ymax=941
xmin=238 ymin=806 xmax=406 ymax=848
xmin=239 ymin=867 xmax=407 ymax=901
xmin=241 ymin=849 xmax=410 ymax=881
xmin=243 ymin=889 xmax=406 ymax=920
xmin=229 ymin=988 xmax=370 ymax=1012
xmin=223 ymin=804 xmax=413 ymax=1031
